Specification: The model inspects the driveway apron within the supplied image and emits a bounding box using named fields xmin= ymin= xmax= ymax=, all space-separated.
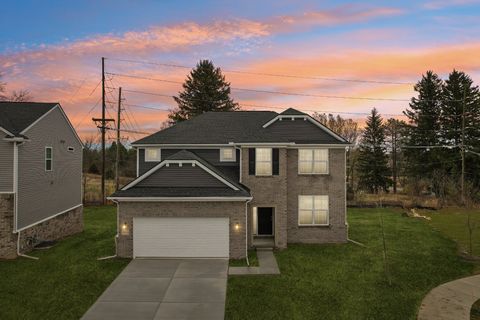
xmin=82 ymin=259 xmax=228 ymax=320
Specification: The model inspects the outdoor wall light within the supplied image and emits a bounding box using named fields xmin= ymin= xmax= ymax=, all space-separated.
xmin=235 ymin=223 xmax=240 ymax=231
xmin=121 ymin=222 xmax=129 ymax=235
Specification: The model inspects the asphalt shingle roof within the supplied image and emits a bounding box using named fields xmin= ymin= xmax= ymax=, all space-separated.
xmin=133 ymin=109 xmax=348 ymax=145
xmin=111 ymin=150 xmax=251 ymax=198
xmin=0 ymin=102 xmax=58 ymax=136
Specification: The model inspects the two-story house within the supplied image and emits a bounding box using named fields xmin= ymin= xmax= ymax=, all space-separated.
xmin=109 ymin=108 xmax=349 ymax=259
xmin=0 ymin=102 xmax=83 ymax=259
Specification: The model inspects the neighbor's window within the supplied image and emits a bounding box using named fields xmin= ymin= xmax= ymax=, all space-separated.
xmin=255 ymin=148 xmax=272 ymax=176
xmin=145 ymin=148 xmax=161 ymax=161
xmin=220 ymin=148 xmax=236 ymax=162
xmin=298 ymin=195 xmax=329 ymax=225
xmin=45 ymin=147 xmax=53 ymax=171
xmin=298 ymin=149 xmax=328 ymax=174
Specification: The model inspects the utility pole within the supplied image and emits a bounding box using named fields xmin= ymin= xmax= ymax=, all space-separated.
xmin=101 ymin=57 xmax=106 ymax=205
xmin=92 ymin=57 xmax=114 ymax=204
xmin=460 ymin=89 xmax=466 ymax=205
xmin=392 ymin=121 xmax=397 ymax=194
xmin=115 ymin=87 xmax=122 ymax=191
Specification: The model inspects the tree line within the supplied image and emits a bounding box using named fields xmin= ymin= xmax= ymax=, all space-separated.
xmin=78 ymin=60 xmax=479 ymax=204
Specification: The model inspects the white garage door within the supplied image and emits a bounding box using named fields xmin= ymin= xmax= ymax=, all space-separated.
xmin=133 ymin=217 xmax=229 ymax=258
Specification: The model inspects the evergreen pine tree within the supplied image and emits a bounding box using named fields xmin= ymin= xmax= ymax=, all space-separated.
xmin=441 ymin=70 xmax=480 ymax=188
xmin=168 ymin=60 xmax=238 ymax=123
xmin=357 ymin=108 xmax=391 ymax=193
xmin=403 ymin=71 xmax=443 ymax=193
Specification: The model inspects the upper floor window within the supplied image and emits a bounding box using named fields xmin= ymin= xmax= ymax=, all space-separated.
xmin=145 ymin=148 xmax=161 ymax=162
xmin=298 ymin=195 xmax=329 ymax=226
xmin=220 ymin=148 xmax=236 ymax=162
xmin=255 ymin=148 xmax=272 ymax=176
xmin=45 ymin=147 xmax=53 ymax=171
xmin=298 ymin=149 xmax=328 ymax=174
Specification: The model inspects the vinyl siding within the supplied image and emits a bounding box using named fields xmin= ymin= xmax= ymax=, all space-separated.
xmin=0 ymin=140 xmax=13 ymax=192
xmin=136 ymin=164 xmax=226 ymax=188
xmin=16 ymin=107 xmax=82 ymax=230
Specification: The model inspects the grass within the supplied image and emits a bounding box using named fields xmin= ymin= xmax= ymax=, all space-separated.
xmin=420 ymin=207 xmax=480 ymax=257
xmin=472 ymin=299 xmax=480 ymax=320
xmin=0 ymin=206 xmax=129 ymax=320
xmin=229 ymin=250 xmax=259 ymax=267
xmin=226 ymin=208 xmax=476 ymax=320
xmin=83 ymin=174 xmax=133 ymax=204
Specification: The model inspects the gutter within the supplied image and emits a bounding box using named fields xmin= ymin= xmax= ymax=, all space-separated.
xmin=245 ymin=198 xmax=252 ymax=266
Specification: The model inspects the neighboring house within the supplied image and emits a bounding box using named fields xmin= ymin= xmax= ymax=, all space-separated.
xmin=109 ymin=108 xmax=349 ymax=259
xmin=0 ymin=102 xmax=83 ymax=259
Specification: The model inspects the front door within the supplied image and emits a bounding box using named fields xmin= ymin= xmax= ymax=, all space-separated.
xmin=257 ymin=207 xmax=273 ymax=235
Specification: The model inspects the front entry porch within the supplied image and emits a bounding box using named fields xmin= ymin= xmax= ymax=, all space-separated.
xmin=252 ymin=207 xmax=275 ymax=248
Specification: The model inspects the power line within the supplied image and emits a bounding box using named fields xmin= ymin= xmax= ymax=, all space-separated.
xmin=106 ymin=72 xmax=468 ymax=103
xmin=105 ymin=86 xmax=455 ymax=118
xmin=106 ymin=72 xmax=414 ymax=102
xmin=106 ymin=57 xmax=415 ymax=85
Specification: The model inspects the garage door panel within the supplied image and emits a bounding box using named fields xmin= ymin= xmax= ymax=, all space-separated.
xmin=133 ymin=217 xmax=229 ymax=258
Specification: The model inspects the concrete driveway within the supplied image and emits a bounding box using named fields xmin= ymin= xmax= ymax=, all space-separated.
xmin=82 ymin=259 xmax=228 ymax=320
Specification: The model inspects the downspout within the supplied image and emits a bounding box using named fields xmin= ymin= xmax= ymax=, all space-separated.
xmin=13 ymin=141 xmax=39 ymax=260
xmin=97 ymin=199 xmax=119 ymax=260
xmin=245 ymin=198 xmax=252 ymax=266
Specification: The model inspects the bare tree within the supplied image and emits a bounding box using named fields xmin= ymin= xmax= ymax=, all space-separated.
xmin=313 ymin=113 xmax=362 ymax=197
xmin=0 ymin=73 xmax=32 ymax=101
xmin=9 ymin=90 xmax=32 ymax=102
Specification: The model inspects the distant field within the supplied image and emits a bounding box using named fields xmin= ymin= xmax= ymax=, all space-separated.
xmin=83 ymin=174 xmax=134 ymax=204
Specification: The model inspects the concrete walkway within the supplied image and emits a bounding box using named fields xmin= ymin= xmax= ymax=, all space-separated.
xmin=82 ymin=259 xmax=228 ymax=320
xmin=418 ymin=274 xmax=480 ymax=320
xmin=229 ymin=250 xmax=280 ymax=275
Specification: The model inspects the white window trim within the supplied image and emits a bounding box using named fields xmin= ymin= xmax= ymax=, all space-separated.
xmin=255 ymin=147 xmax=272 ymax=176
xmin=145 ymin=147 xmax=161 ymax=162
xmin=298 ymin=195 xmax=329 ymax=226
xmin=298 ymin=148 xmax=329 ymax=175
xmin=220 ymin=148 xmax=236 ymax=162
xmin=45 ymin=146 xmax=53 ymax=172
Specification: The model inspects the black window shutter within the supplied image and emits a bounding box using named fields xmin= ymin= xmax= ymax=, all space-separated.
xmin=273 ymin=148 xmax=279 ymax=175
xmin=249 ymin=148 xmax=255 ymax=175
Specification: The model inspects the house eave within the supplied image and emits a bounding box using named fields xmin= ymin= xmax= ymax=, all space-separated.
xmin=107 ymin=196 xmax=253 ymax=202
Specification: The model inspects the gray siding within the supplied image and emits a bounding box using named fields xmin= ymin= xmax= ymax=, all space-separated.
xmin=138 ymin=148 xmax=239 ymax=176
xmin=0 ymin=140 xmax=13 ymax=192
xmin=17 ymin=107 xmax=82 ymax=230
xmin=136 ymin=164 xmax=225 ymax=188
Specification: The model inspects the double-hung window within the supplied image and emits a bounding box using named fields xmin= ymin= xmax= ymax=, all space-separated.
xmin=298 ymin=195 xmax=329 ymax=225
xmin=220 ymin=148 xmax=236 ymax=162
xmin=145 ymin=148 xmax=161 ymax=162
xmin=45 ymin=147 xmax=53 ymax=171
xmin=255 ymin=148 xmax=272 ymax=176
xmin=298 ymin=149 xmax=328 ymax=174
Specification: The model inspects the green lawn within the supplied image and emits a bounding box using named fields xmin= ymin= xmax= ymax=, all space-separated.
xmin=420 ymin=207 xmax=480 ymax=257
xmin=226 ymin=208 xmax=476 ymax=320
xmin=472 ymin=299 xmax=480 ymax=320
xmin=0 ymin=206 xmax=477 ymax=320
xmin=230 ymin=250 xmax=259 ymax=267
xmin=0 ymin=206 xmax=129 ymax=320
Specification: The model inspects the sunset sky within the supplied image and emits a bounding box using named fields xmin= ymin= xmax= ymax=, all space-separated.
xmin=1 ymin=0 xmax=480 ymax=143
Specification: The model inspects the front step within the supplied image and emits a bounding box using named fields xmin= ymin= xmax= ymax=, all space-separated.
xmin=256 ymin=247 xmax=273 ymax=251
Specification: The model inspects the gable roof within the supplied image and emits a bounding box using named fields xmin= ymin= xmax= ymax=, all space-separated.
xmin=110 ymin=150 xmax=251 ymax=199
xmin=133 ymin=108 xmax=348 ymax=145
xmin=0 ymin=102 xmax=58 ymax=136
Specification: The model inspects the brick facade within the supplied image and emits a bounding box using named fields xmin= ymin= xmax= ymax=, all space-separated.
xmin=241 ymin=147 xmax=347 ymax=249
xmin=286 ymin=148 xmax=347 ymax=243
xmin=117 ymin=201 xmax=247 ymax=259
xmin=241 ymin=148 xmax=288 ymax=249
xmin=0 ymin=193 xmax=83 ymax=259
